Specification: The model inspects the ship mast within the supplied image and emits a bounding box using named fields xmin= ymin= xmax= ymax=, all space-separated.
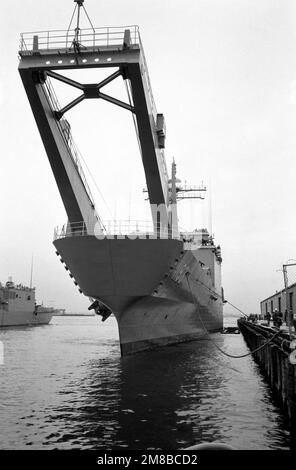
xmin=166 ymin=160 xmax=207 ymax=236
xmin=68 ymin=0 xmax=95 ymax=54
xmin=29 ymin=254 xmax=34 ymax=289
xmin=168 ymin=160 xmax=178 ymax=237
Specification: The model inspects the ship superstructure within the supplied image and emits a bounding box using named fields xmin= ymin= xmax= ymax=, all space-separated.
xmin=18 ymin=1 xmax=223 ymax=354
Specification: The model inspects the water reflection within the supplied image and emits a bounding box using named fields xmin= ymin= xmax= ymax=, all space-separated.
xmin=0 ymin=317 xmax=293 ymax=450
xmin=62 ymin=335 xmax=291 ymax=450
xmin=116 ymin=343 xmax=225 ymax=449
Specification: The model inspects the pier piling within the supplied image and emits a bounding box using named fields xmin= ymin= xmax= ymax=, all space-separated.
xmin=238 ymin=319 xmax=296 ymax=427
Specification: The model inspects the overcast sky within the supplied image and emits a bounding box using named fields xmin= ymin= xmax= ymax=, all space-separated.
xmin=1 ymin=0 xmax=296 ymax=315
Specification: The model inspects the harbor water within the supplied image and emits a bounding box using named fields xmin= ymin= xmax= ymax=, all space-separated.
xmin=0 ymin=315 xmax=293 ymax=450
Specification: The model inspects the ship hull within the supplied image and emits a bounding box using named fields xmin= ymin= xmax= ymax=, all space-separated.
xmin=54 ymin=235 xmax=223 ymax=355
xmin=117 ymin=296 xmax=221 ymax=355
xmin=0 ymin=309 xmax=53 ymax=327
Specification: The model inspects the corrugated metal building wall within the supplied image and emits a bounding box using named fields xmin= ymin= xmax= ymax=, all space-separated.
xmin=260 ymin=283 xmax=296 ymax=318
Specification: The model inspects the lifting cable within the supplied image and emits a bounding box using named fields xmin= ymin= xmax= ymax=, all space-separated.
xmin=185 ymin=274 xmax=282 ymax=359
xmin=124 ymin=80 xmax=143 ymax=159
xmin=76 ymin=146 xmax=113 ymax=221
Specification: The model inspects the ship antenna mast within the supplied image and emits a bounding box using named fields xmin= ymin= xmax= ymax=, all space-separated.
xmin=170 ymin=159 xmax=177 ymax=205
xmin=67 ymin=0 xmax=95 ymax=53
xmin=29 ymin=254 xmax=34 ymax=289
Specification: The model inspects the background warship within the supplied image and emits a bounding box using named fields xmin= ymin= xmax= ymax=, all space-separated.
xmin=0 ymin=278 xmax=53 ymax=327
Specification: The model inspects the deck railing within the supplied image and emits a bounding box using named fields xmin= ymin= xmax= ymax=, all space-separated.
xmin=19 ymin=26 xmax=140 ymax=52
xmin=53 ymin=221 xmax=209 ymax=250
xmin=54 ymin=220 xmax=182 ymax=240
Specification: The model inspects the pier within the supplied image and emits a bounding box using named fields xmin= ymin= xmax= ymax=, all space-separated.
xmin=238 ymin=318 xmax=296 ymax=427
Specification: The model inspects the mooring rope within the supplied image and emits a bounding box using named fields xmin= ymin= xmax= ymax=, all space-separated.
xmin=185 ymin=274 xmax=282 ymax=359
xmin=191 ymin=276 xmax=249 ymax=318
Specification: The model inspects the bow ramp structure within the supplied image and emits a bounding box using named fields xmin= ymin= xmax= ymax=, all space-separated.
xmin=18 ymin=18 xmax=169 ymax=234
xmin=19 ymin=2 xmax=223 ymax=355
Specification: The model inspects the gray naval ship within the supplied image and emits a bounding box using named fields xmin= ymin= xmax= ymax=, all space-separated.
xmin=18 ymin=1 xmax=223 ymax=354
xmin=0 ymin=278 xmax=53 ymax=327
